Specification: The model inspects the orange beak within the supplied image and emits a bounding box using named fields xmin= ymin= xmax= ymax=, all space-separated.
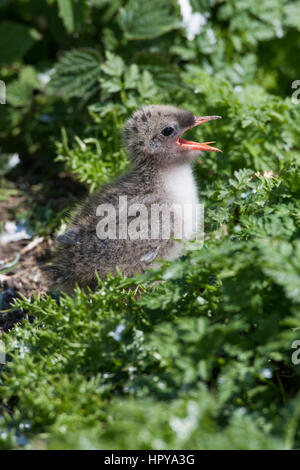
xmin=176 ymin=115 xmax=222 ymax=152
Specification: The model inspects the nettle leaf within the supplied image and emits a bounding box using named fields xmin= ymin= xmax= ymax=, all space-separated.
xmin=57 ymin=0 xmax=89 ymax=33
xmin=0 ymin=21 xmax=41 ymax=65
xmin=135 ymin=52 xmax=183 ymax=90
xmin=118 ymin=0 xmax=180 ymax=40
xmin=49 ymin=48 xmax=102 ymax=99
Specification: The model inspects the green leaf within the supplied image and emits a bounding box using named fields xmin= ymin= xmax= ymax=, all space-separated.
xmin=124 ymin=64 xmax=139 ymax=89
xmin=0 ymin=22 xmax=41 ymax=65
xmin=6 ymin=81 xmax=32 ymax=108
xmin=100 ymin=78 xmax=122 ymax=94
xmin=49 ymin=48 xmax=102 ymax=99
xmin=118 ymin=0 xmax=180 ymax=40
xmin=0 ymin=253 xmax=20 ymax=274
xmin=57 ymin=0 xmax=88 ymax=33
xmin=284 ymin=1 xmax=300 ymax=31
xmin=100 ymin=52 xmax=125 ymax=77
xmin=137 ymin=71 xmax=157 ymax=98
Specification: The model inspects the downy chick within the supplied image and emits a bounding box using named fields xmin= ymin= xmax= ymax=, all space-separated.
xmin=47 ymin=105 xmax=221 ymax=291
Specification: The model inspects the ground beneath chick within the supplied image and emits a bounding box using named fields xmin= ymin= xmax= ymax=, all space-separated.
xmin=0 ymin=195 xmax=55 ymax=332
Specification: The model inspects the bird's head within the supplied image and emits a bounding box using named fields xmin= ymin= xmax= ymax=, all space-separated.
xmin=124 ymin=105 xmax=221 ymax=166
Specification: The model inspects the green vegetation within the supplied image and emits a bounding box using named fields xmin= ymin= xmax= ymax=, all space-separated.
xmin=1 ymin=0 xmax=300 ymax=449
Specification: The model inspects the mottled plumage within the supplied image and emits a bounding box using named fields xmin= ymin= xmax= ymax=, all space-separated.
xmin=47 ymin=105 xmax=221 ymax=291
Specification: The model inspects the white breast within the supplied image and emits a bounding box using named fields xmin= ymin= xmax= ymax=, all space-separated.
xmin=161 ymin=163 xmax=200 ymax=241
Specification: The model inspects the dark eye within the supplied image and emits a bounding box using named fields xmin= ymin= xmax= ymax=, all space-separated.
xmin=162 ymin=126 xmax=174 ymax=137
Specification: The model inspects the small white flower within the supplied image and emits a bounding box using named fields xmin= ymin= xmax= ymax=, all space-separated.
xmin=261 ymin=368 xmax=273 ymax=379
xmin=264 ymin=170 xmax=274 ymax=179
xmin=177 ymin=0 xmax=208 ymax=40
xmin=0 ymin=221 xmax=32 ymax=245
xmin=7 ymin=153 xmax=20 ymax=169
xmin=196 ymin=296 xmax=206 ymax=305
xmin=169 ymin=401 xmax=199 ymax=441
xmin=153 ymin=352 xmax=162 ymax=360
xmin=108 ymin=323 xmax=125 ymax=341
xmin=37 ymin=68 xmax=55 ymax=86
xmin=236 ymin=407 xmax=246 ymax=417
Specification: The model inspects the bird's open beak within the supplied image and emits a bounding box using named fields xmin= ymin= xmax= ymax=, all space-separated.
xmin=176 ymin=115 xmax=222 ymax=152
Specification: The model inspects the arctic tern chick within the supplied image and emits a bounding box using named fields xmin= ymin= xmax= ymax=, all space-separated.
xmin=47 ymin=105 xmax=221 ymax=291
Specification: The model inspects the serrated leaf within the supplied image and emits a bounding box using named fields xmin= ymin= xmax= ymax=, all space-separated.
xmin=100 ymin=52 xmax=124 ymax=77
xmin=49 ymin=48 xmax=102 ymax=99
xmin=100 ymin=78 xmax=122 ymax=94
xmin=124 ymin=64 xmax=139 ymax=89
xmin=137 ymin=71 xmax=156 ymax=98
xmin=118 ymin=0 xmax=180 ymax=40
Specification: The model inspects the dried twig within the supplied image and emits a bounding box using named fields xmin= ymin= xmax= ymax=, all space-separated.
xmin=20 ymin=236 xmax=44 ymax=255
